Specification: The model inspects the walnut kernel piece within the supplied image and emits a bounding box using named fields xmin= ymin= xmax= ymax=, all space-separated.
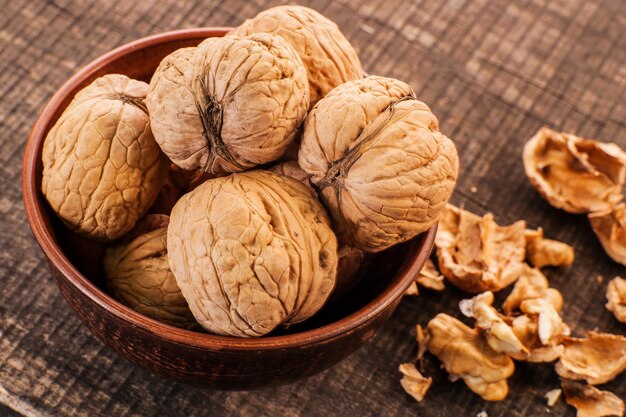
xmin=399 ymin=363 xmax=432 ymax=402
xmin=459 ymin=291 xmax=527 ymax=355
xmin=562 ymin=379 xmax=625 ymax=417
xmin=555 ymin=331 xmax=626 ymax=385
xmin=606 ymin=276 xmax=626 ymax=323
xmin=405 ymin=259 xmax=445 ymax=296
xmin=435 ymin=205 xmax=526 ymax=293
xmin=230 ymin=5 xmax=363 ymax=107
xmin=167 ymin=170 xmax=338 ymax=337
xmin=103 ymin=215 xmax=196 ymax=328
xmin=502 ymin=265 xmax=563 ymax=315
xmin=525 ymin=228 xmax=575 ymax=268
xmin=299 ymin=76 xmax=459 ymax=252
xmin=41 ymin=74 xmax=169 ymax=242
xmin=545 ymin=388 xmax=562 ymax=407
xmin=589 ymin=203 xmax=626 ymax=266
xmin=522 ymin=127 xmax=626 ymax=214
xmin=427 ymin=313 xmax=514 ymax=401
xmin=510 ymin=315 xmax=565 ymax=362
xmin=147 ymin=34 xmax=309 ymax=174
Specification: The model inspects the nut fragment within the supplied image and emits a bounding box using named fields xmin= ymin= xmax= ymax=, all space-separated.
xmin=525 ymin=228 xmax=575 ymax=268
xmin=522 ymin=127 xmax=626 ymax=214
xmin=427 ymin=313 xmax=515 ymax=401
xmin=562 ymin=379 xmax=625 ymax=417
xmin=502 ymin=265 xmax=563 ymax=315
xmin=147 ymin=33 xmax=309 ymax=174
xmin=230 ymin=5 xmax=363 ymax=107
xmin=606 ymin=276 xmax=626 ymax=323
xmin=42 ymin=74 xmax=169 ymax=242
xmin=459 ymin=291 xmax=527 ymax=355
xmin=545 ymin=388 xmax=562 ymax=407
xmin=299 ymin=76 xmax=458 ymax=252
xmin=399 ymin=363 xmax=432 ymax=402
xmin=405 ymin=259 xmax=445 ymax=296
xmin=167 ymin=170 xmax=338 ymax=337
xmin=435 ymin=205 xmax=526 ymax=293
xmin=589 ymin=203 xmax=626 ymax=266
xmin=510 ymin=315 xmax=565 ymax=362
xmin=103 ymin=215 xmax=196 ymax=328
xmin=555 ymin=331 xmax=626 ymax=385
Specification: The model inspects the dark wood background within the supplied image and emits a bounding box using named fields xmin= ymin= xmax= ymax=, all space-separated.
xmin=1 ymin=0 xmax=625 ymax=416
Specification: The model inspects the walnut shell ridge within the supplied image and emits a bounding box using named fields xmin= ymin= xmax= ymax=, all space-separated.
xmin=42 ymin=74 xmax=169 ymax=242
xmin=230 ymin=5 xmax=363 ymax=107
xmin=298 ymin=76 xmax=459 ymax=252
xmin=147 ymin=34 xmax=309 ymax=175
xmin=167 ymin=170 xmax=338 ymax=337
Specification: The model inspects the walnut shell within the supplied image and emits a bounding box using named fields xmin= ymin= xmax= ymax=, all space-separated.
xmin=606 ymin=276 xmax=626 ymax=323
xmin=523 ymin=127 xmax=626 ymax=214
xmin=298 ymin=76 xmax=459 ymax=252
xmin=562 ymin=380 xmax=625 ymax=417
xmin=103 ymin=215 xmax=196 ymax=328
xmin=42 ymin=74 xmax=169 ymax=242
xmin=435 ymin=205 xmax=526 ymax=293
xmin=230 ymin=5 xmax=363 ymax=107
xmin=167 ymin=170 xmax=338 ymax=337
xmin=269 ymin=160 xmax=365 ymax=297
xmin=589 ymin=203 xmax=626 ymax=266
xmin=147 ymin=34 xmax=309 ymax=174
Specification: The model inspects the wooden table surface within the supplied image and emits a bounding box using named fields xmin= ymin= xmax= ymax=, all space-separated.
xmin=1 ymin=0 xmax=625 ymax=416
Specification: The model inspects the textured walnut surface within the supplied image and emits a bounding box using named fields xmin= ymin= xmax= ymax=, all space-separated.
xmin=147 ymin=33 xmax=309 ymax=174
xmin=167 ymin=170 xmax=337 ymax=337
xmin=230 ymin=5 xmax=363 ymax=107
xmin=41 ymin=74 xmax=169 ymax=241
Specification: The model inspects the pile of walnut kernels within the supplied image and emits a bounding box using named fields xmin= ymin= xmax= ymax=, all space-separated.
xmin=40 ymin=6 xmax=459 ymax=337
xmin=401 ymin=127 xmax=626 ymax=416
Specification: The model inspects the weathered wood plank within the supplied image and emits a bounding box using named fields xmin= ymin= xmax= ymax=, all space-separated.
xmin=0 ymin=0 xmax=624 ymax=416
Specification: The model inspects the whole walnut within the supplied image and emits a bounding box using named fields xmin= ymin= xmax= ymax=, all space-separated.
xmin=42 ymin=74 xmax=169 ymax=242
xmin=230 ymin=5 xmax=363 ymax=107
xmin=103 ymin=215 xmax=196 ymax=328
xmin=147 ymin=34 xmax=309 ymax=174
xmin=298 ymin=76 xmax=459 ymax=252
xmin=167 ymin=170 xmax=338 ymax=337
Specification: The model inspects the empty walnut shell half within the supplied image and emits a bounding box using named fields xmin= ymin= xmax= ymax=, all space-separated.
xmin=147 ymin=33 xmax=309 ymax=174
xmin=230 ymin=5 xmax=363 ymax=107
xmin=103 ymin=215 xmax=196 ymax=328
xmin=589 ymin=203 xmax=626 ymax=266
xmin=299 ymin=76 xmax=459 ymax=252
xmin=435 ymin=205 xmax=526 ymax=293
xmin=555 ymin=331 xmax=626 ymax=385
xmin=523 ymin=127 xmax=626 ymax=214
xmin=167 ymin=170 xmax=338 ymax=337
xmin=42 ymin=74 xmax=169 ymax=242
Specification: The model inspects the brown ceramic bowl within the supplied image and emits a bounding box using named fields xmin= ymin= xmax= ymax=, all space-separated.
xmin=22 ymin=28 xmax=437 ymax=389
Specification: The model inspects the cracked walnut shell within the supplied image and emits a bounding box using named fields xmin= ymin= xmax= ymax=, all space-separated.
xmin=167 ymin=170 xmax=338 ymax=337
xmin=606 ymin=276 xmax=626 ymax=323
xmin=147 ymin=34 xmax=309 ymax=174
xmin=562 ymin=379 xmax=625 ymax=417
xmin=103 ymin=215 xmax=196 ymax=328
xmin=523 ymin=127 xmax=626 ymax=214
xmin=299 ymin=76 xmax=458 ymax=252
xmin=427 ymin=313 xmax=515 ymax=401
xmin=589 ymin=203 xmax=626 ymax=266
xmin=435 ymin=205 xmax=526 ymax=293
xmin=555 ymin=331 xmax=626 ymax=385
xmin=230 ymin=5 xmax=363 ymax=107
xmin=42 ymin=74 xmax=169 ymax=242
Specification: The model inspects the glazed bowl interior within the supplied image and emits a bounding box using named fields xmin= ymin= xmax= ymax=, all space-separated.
xmin=23 ymin=28 xmax=436 ymax=351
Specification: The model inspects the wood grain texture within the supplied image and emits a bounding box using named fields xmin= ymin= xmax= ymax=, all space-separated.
xmin=1 ymin=0 xmax=624 ymax=416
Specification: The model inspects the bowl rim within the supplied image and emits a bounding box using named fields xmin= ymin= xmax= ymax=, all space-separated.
xmin=22 ymin=27 xmax=437 ymax=351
